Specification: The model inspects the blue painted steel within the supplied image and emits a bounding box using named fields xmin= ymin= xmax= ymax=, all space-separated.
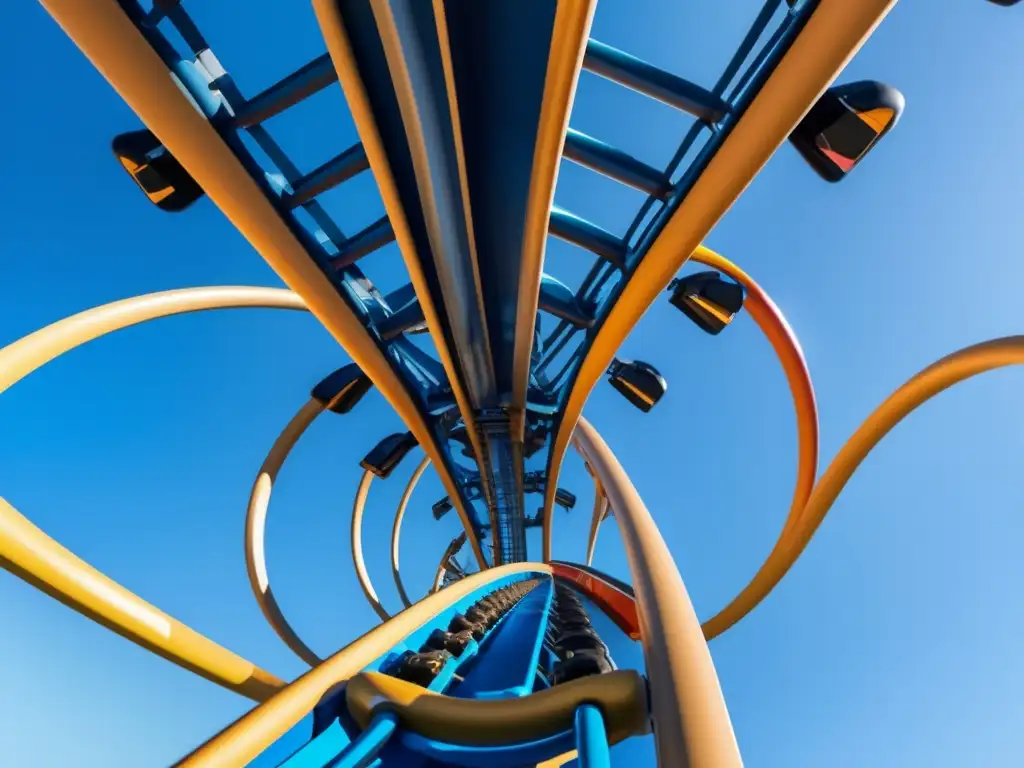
xmin=287 ymin=144 xmax=371 ymax=208
xmin=311 ymin=683 xmax=349 ymax=738
xmin=370 ymin=2 xmax=499 ymax=404
xmin=622 ymin=0 xmax=793 ymax=251
xmin=336 ymin=0 xmax=499 ymax=559
xmin=263 ymin=577 xmax=546 ymax=766
xmin=277 ymin=720 xmax=352 ymax=768
xmin=563 ymin=128 xmax=672 ymax=200
xmin=538 ymin=275 xmax=594 ymax=330
xmin=536 ymin=0 xmax=797 ymax=375
xmin=334 ymin=712 xmax=398 ymax=768
xmin=167 ymin=59 xmax=223 ymax=118
xmin=574 ymin=705 xmax=612 ymax=768
xmin=392 ymin=337 xmax=449 ymax=390
xmin=340 ymin=0 xmax=566 ymax=564
xmin=399 ymin=727 xmax=576 ymax=768
xmin=427 ymin=638 xmax=480 ymax=692
xmin=383 ymin=283 xmax=418 ymax=313
xmin=441 ymin=0 xmax=559 ymax=400
xmin=233 ymin=54 xmax=339 ymax=128
xmin=725 ymin=13 xmax=792 ymax=103
xmin=118 ymin=0 xmax=817 ymax=571
xmin=542 ymin=0 xmax=817 ymax=480
xmin=452 ymin=578 xmax=553 ymax=697
xmin=244 ymin=714 xmax=317 ymax=768
xmin=119 ymin=0 xmax=469 ymax=465
xmin=160 ymin=3 xmax=209 ymax=54
xmin=376 ymin=297 xmax=426 ymax=341
xmin=338 ymin=0 xmax=492 ymax=393
xmin=583 ymin=39 xmax=730 ymax=122
xmin=541 ymin=645 xmax=560 ymax=688
xmin=128 ymin=0 xmax=363 ymax=281
xmin=549 ymin=207 xmax=627 ymax=270
xmin=517 ymin=577 xmax=556 ymax=695
xmin=329 ymin=217 xmax=396 ymax=270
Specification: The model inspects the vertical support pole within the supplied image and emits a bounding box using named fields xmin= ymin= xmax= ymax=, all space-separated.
xmin=574 ymin=704 xmax=612 ymax=768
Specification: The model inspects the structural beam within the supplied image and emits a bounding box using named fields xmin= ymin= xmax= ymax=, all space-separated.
xmin=703 ymin=335 xmax=1024 ymax=639
xmin=233 ymin=54 xmax=339 ymax=128
xmin=549 ymin=206 xmax=627 ymax=269
xmin=391 ymin=456 xmax=431 ymax=608
xmin=1 ymin=496 xmax=283 ymax=702
xmin=37 ymin=0 xmax=488 ymax=569
xmin=314 ymin=0 xmax=596 ymax=564
xmin=285 ymin=143 xmax=369 ymax=207
xmin=582 ymin=39 xmax=730 ymax=122
xmin=329 ymin=215 xmax=395 ymax=270
xmin=177 ymin=563 xmax=552 ymax=766
xmin=543 ymin=0 xmax=894 ymax=561
xmin=574 ymin=417 xmax=741 ymax=767
xmin=312 ymin=0 xmax=495 ymax=561
xmin=563 ymin=128 xmax=672 ymax=200
xmin=0 ymin=286 xmax=320 ymax=700
xmin=245 ymin=398 xmax=327 ymax=668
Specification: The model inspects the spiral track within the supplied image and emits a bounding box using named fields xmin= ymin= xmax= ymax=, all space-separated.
xmin=3 ymin=1 xmax=1021 ymax=765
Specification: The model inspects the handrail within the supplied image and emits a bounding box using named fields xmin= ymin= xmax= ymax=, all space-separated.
xmin=176 ymin=563 xmax=551 ymax=766
xmin=345 ymin=669 xmax=648 ymax=746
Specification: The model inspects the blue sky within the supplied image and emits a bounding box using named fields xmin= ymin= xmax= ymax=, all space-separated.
xmin=2 ymin=1 xmax=1023 ymax=766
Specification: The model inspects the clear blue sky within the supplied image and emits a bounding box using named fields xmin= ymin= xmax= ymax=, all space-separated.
xmin=2 ymin=2 xmax=1023 ymax=766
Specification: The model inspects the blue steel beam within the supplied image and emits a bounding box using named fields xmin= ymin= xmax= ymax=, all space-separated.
xmin=285 ymin=143 xmax=369 ymax=207
xmin=539 ymin=274 xmax=594 ymax=330
xmin=316 ymin=0 xmax=594 ymax=565
xmin=549 ymin=206 xmax=627 ymax=269
xmin=436 ymin=0 xmax=596 ymax=564
xmin=563 ymin=128 xmax=672 ymax=200
xmin=450 ymin=578 xmax=554 ymax=697
xmin=535 ymin=2 xmax=792 ymax=399
xmin=376 ymin=297 xmax=426 ymax=341
xmin=328 ymin=216 xmax=394 ymax=270
xmin=319 ymin=0 xmax=503 ymax=563
xmin=582 ymin=39 xmax=731 ymax=122
xmin=44 ymin=0 xmax=490 ymax=570
xmin=233 ymin=54 xmax=339 ymax=128
xmin=540 ymin=1 xmax=895 ymax=562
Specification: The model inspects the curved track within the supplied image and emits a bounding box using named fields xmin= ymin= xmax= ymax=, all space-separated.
xmin=6 ymin=281 xmax=1024 ymax=766
xmin=10 ymin=1 xmax=1021 ymax=765
xmin=0 ymin=286 xmax=308 ymax=699
xmin=391 ymin=456 xmax=431 ymax=609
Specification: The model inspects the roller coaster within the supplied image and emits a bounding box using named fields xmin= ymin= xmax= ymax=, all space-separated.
xmin=3 ymin=0 xmax=1020 ymax=765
